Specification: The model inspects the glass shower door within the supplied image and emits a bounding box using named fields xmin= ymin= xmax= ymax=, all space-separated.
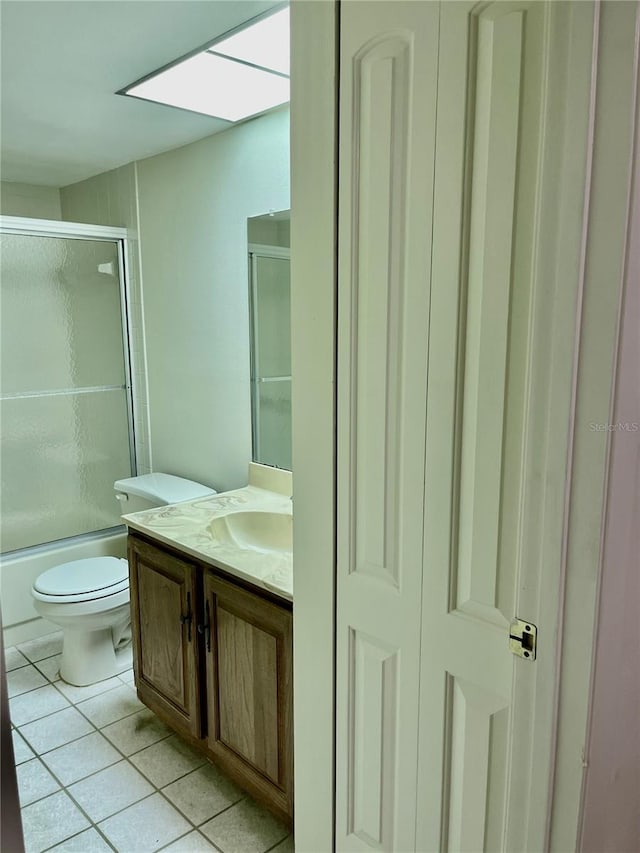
xmin=0 ymin=233 xmax=134 ymax=553
xmin=249 ymin=251 xmax=292 ymax=471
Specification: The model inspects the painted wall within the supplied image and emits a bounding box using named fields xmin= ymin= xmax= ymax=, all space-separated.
xmin=0 ymin=181 xmax=61 ymax=219
xmin=135 ymin=107 xmax=290 ymax=491
xmin=1 ymin=109 xmax=289 ymax=643
xmin=579 ymin=60 xmax=640 ymax=852
xmin=550 ymin=3 xmax=640 ymax=848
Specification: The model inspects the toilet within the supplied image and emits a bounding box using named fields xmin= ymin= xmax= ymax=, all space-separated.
xmin=31 ymin=474 xmax=216 ymax=686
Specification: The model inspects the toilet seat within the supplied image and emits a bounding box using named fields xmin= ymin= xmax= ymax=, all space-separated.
xmin=32 ymin=557 xmax=129 ymax=604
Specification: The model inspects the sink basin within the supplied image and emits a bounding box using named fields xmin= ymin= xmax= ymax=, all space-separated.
xmin=208 ymin=511 xmax=292 ymax=554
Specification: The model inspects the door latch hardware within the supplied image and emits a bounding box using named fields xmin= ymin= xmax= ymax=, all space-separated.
xmin=509 ymin=618 xmax=537 ymax=660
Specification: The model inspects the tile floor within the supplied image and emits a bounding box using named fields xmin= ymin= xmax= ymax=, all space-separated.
xmin=6 ymin=632 xmax=294 ymax=853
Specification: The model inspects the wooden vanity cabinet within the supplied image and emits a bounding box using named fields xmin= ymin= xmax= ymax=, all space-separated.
xmin=204 ymin=572 xmax=293 ymax=821
xmin=128 ymin=536 xmax=203 ymax=740
xmin=127 ymin=532 xmax=293 ymax=825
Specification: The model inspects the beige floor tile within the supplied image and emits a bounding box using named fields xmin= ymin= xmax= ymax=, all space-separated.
xmin=21 ymin=790 xmax=90 ymax=853
xmin=17 ymin=632 xmax=64 ymax=663
xmin=12 ymin=728 xmax=36 ymax=764
xmin=76 ymin=683 xmax=144 ymax=728
xmin=9 ymin=683 xmax=69 ymax=726
xmin=5 ymin=645 xmax=29 ymax=671
xmin=33 ymin=654 xmax=62 ymax=682
xmin=130 ymin=734 xmax=206 ymax=788
xmin=101 ymin=708 xmax=172 ymax=756
xmin=67 ymin=760 xmax=155 ymax=823
xmin=118 ymin=667 xmax=135 ymax=684
xmin=269 ymin=835 xmax=295 ymax=852
xmin=201 ymin=799 xmax=288 ymax=853
xmin=160 ymin=830 xmax=222 ymax=852
xmin=41 ymin=730 xmax=121 ymax=786
xmin=56 ymin=675 xmax=123 ymax=704
xmin=162 ymin=762 xmax=243 ymax=825
xmin=98 ymin=792 xmax=191 ymax=852
xmin=16 ymin=758 xmax=60 ymax=806
xmin=19 ymin=706 xmax=94 ymax=754
xmin=47 ymin=827 xmax=113 ymax=852
xmin=7 ymin=664 xmax=48 ymax=698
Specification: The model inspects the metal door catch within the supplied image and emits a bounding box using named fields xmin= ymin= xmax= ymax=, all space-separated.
xmin=509 ymin=618 xmax=537 ymax=660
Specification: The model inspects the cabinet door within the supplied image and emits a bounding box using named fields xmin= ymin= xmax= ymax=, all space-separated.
xmin=204 ymin=573 xmax=293 ymax=822
xmin=128 ymin=536 xmax=202 ymax=740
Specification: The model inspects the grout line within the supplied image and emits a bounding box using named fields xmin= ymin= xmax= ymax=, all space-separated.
xmin=17 ymin=656 xmax=289 ymax=853
xmin=15 ymin=757 xmax=62 ymax=809
xmin=263 ymin=834 xmax=292 ymax=853
xmin=61 ymin=686 xmax=148 ymax=731
xmin=19 ymin=721 xmax=100 ymax=758
xmin=192 ymin=794 xmax=246 ymax=829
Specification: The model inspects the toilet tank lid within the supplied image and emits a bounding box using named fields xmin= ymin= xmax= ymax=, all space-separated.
xmin=114 ymin=473 xmax=216 ymax=504
xmin=34 ymin=557 xmax=128 ymax=597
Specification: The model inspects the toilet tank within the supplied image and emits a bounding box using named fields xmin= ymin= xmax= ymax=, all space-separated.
xmin=114 ymin=473 xmax=216 ymax=516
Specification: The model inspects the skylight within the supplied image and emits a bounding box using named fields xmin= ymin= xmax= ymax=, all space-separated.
xmin=211 ymin=7 xmax=290 ymax=76
xmin=121 ymin=6 xmax=290 ymax=123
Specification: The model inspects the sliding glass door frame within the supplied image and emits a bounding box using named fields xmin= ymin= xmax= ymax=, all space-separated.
xmin=248 ymin=242 xmax=291 ymax=468
xmin=0 ymin=215 xmax=138 ymax=547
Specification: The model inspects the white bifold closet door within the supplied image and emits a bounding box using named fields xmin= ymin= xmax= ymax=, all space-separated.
xmin=336 ymin=1 xmax=593 ymax=851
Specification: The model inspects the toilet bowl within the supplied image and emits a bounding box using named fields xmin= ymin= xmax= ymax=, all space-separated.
xmin=31 ymin=473 xmax=216 ymax=686
xmin=33 ymin=557 xmax=131 ymax=686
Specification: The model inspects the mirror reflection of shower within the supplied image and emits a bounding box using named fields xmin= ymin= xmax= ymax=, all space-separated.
xmin=247 ymin=211 xmax=291 ymax=471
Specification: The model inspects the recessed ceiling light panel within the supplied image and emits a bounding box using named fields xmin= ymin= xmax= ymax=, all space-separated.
xmin=120 ymin=5 xmax=290 ymax=123
xmin=212 ymin=7 xmax=290 ymax=76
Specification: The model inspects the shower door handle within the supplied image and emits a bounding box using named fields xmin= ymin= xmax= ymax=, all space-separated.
xmin=180 ymin=592 xmax=192 ymax=642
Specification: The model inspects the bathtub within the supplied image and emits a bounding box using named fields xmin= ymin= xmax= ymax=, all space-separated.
xmin=1 ymin=529 xmax=127 ymax=647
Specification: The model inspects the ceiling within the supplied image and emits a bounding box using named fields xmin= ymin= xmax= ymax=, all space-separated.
xmin=0 ymin=0 xmax=280 ymax=187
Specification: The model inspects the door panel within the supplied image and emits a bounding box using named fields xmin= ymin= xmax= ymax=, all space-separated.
xmin=337 ymin=0 xmax=591 ymax=851
xmin=204 ymin=572 xmax=293 ymax=821
xmin=336 ymin=2 xmax=440 ymax=850
xmin=418 ymin=1 xmax=551 ymax=850
xmin=138 ymin=563 xmax=187 ymax=706
xmin=128 ymin=536 xmax=202 ymax=739
xmin=217 ymin=607 xmax=280 ymax=782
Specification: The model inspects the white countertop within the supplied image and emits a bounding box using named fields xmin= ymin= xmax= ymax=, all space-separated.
xmin=122 ymin=485 xmax=293 ymax=602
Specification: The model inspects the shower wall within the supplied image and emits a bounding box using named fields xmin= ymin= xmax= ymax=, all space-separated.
xmin=0 ymin=181 xmax=61 ymax=220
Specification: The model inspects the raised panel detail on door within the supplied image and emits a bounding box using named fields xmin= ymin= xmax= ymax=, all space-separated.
xmin=444 ymin=677 xmax=510 ymax=852
xmin=139 ymin=567 xmax=185 ymax=703
xmin=348 ymin=630 xmax=398 ymax=849
xmin=217 ymin=607 xmax=279 ymax=782
xmin=204 ymin=572 xmax=293 ymax=823
xmin=349 ymin=32 xmax=411 ymax=590
xmin=454 ymin=5 xmax=526 ymax=627
xmin=337 ymin=2 xmax=440 ymax=850
xmin=417 ymin=1 xmax=553 ymax=850
xmin=128 ymin=536 xmax=201 ymax=739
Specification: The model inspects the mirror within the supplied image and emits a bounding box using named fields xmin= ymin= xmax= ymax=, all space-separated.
xmin=247 ymin=211 xmax=291 ymax=470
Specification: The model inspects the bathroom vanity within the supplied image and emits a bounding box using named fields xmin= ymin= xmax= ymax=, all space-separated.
xmin=122 ymin=480 xmax=293 ymax=826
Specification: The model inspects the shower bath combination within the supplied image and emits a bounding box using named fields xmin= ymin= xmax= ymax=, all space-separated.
xmin=0 ymin=216 xmax=215 ymax=685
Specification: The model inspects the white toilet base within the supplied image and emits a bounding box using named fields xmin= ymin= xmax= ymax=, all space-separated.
xmin=60 ymin=626 xmax=132 ymax=686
